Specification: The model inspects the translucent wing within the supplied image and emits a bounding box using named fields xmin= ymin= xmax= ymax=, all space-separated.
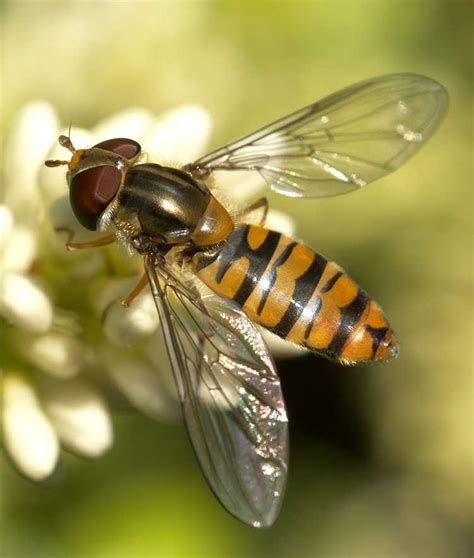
xmin=144 ymin=255 xmax=288 ymax=528
xmin=185 ymin=74 xmax=448 ymax=197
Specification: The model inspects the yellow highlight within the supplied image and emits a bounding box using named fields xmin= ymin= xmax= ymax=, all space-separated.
xmin=366 ymin=301 xmax=389 ymax=328
xmin=340 ymin=329 xmax=373 ymax=361
xmin=198 ymin=257 xmax=249 ymax=300
xmin=68 ymin=149 xmax=85 ymax=171
xmin=305 ymin=301 xmax=340 ymax=349
xmin=245 ymin=243 xmax=315 ymax=328
xmin=329 ymin=275 xmax=358 ymax=307
xmin=246 ymin=226 xmax=269 ymax=250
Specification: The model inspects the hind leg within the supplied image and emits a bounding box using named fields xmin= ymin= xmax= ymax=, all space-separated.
xmin=238 ymin=197 xmax=269 ymax=226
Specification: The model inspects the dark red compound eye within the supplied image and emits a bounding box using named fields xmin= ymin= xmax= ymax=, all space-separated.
xmin=70 ymin=165 xmax=121 ymax=230
xmin=94 ymin=138 xmax=141 ymax=160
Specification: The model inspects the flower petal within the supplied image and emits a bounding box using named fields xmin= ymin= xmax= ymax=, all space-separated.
xmin=141 ymin=105 xmax=212 ymax=165
xmin=103 ymin=348 xmax=180 ymax=421
xmin=4 ymin=102 xmax=59 ymax=224
xmin=213 ymin=169 xmax=266 ymax=204
xmin=261 ymin=328 xmax=306 ymax=359
xmin=1 ymin=224 xmax=37 ymax=274
xmin=144 ymin=333 xmax=179 ymax=400
xmin=23 ymin=332 xmax=84 ymax=379
xmin=0 ymin=272 xmax=53 ymax=333
xmin=2 ymin=373 xmax=59 ymax=481
xmin=101 ymin=282 xmax=159 ymax=345
xmin=47 ymin=192 xmax=100 ymax=257
xmin=48 ymin=194 xmax=105 ymax=248
xmin=41 ymin=377 xmax=113 ymax=458
xmin=265 ymin=208 xmax=296 ymax=237
xmin=92 ymin=108 xmax=154 ymax=143
xmin=0 ymin=205 xmax=14 ymax=253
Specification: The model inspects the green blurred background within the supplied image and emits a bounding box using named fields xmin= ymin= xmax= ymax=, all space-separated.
xmin=2 ymin=1 xmax=472 ymax=557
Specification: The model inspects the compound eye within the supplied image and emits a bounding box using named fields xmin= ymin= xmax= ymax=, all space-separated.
xmin=94 ymin=138 xmax=141 ymax=159
xmin=70 ymin=165 xmax=121 ymax=230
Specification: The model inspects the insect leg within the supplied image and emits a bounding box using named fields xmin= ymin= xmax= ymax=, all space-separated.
xmin=121 ymin=273 xmax=148 ymax=307
xmin=239 ymin=197 xmax=269 ymax=226
xmin=55 ymin=226 xmax=116 ymax=251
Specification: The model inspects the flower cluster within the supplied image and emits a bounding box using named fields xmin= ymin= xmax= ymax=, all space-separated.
xmin=1 ymin=101 xmax=300 ymax=481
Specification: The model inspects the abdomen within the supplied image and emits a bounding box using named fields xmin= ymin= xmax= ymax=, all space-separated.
xmin=193 ymin=224 xmax=397 ymax=363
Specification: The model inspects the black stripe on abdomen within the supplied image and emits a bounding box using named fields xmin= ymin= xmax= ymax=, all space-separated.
xmin=256 ymin=241 xmax=298 ymax=315
xmin=213 ymin=226 xmax=282 ymax=307
xmin=326 ymin=289 xmax=369 ymax=359
xmin=268 ymin=254 xmax=328 ymax=339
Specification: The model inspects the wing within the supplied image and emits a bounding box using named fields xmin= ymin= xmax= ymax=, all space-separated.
xmin=144 ymin=255 xmax=288 ymax=528
xmin=185 ymin=74 xmax=448 ymax=198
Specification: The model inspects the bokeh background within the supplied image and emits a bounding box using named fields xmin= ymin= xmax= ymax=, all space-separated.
xmin=1 ymin=1 xmax=472 ymax=557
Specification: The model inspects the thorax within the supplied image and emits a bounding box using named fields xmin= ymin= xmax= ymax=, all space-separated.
xmin=112 ymin=163 xmax=233 ymax=249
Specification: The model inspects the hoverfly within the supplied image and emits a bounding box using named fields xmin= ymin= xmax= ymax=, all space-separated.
xmin=45 ymin=74 xmax=447 ymax=527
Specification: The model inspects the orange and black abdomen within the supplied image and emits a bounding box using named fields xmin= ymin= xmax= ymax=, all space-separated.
xmin=193 ymin=224 xmax=398 ymax=363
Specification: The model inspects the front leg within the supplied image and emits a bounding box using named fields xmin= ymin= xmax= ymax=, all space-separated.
xmin=55 ymin=226 xmax=116 ymax=251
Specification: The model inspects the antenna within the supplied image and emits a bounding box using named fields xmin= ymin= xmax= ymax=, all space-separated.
xmin=44 ymin=133 xmax=77 ymax=167
xmin=58 ymin=134 xmax=76 ymax=154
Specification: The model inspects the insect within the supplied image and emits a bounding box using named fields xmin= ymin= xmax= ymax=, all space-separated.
xmin=45 ymin=74 xmax=447 ymax=527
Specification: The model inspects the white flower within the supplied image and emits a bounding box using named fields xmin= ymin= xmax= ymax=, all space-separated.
xmin=1 ymin=99 xmax=301 ymax=481
xmin=0 ymin=105 xmax=113 ymax=479
xmin=2 ymin=374 xmax=59 ymax=481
